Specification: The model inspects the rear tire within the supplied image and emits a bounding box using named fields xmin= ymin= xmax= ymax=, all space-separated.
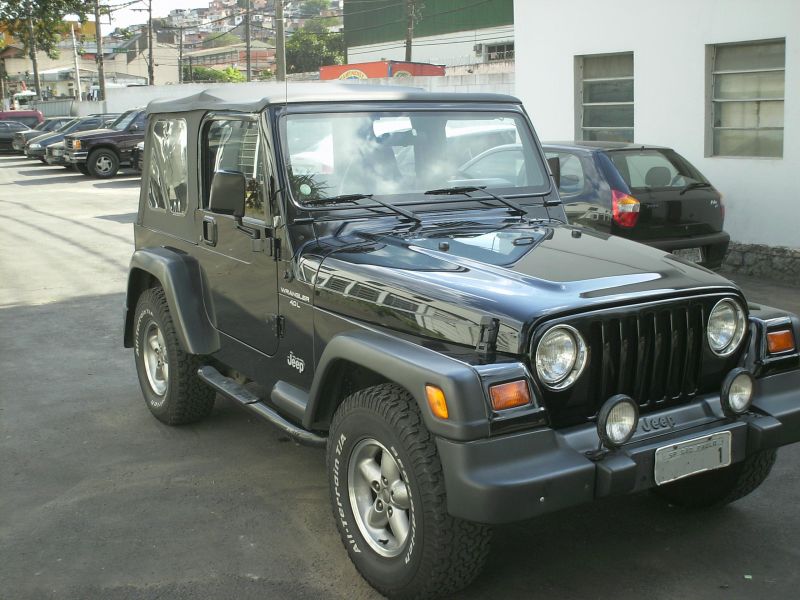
xmin=653 ymin=448 xmax=777 ymax=508
xmin=327 ymin=383 xmax=491 ymax=599
xmin=133 ymin=286 xmax=215 ymax=425
xmin=87 ymin=148 xmax=119 ymax=178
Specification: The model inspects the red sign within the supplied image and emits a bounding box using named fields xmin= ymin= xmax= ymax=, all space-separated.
xmin=320 ymin=61 xmax=445 ymax=80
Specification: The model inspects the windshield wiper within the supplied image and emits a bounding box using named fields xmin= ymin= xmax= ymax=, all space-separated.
xmin=424 ymin=186 xmax=531 ymax=217
xmin=679 ymin=182 xmax=712 ymax=195
xmin=301 ymin=194 xmax=421 ymax=225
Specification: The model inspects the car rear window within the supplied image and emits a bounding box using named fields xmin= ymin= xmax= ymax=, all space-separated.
xmin=608 ymin=149 xmax=708 ymax=189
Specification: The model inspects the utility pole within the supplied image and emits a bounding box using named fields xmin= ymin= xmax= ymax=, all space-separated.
xmin=245 ymin=0 xmax=252 ymax=81
xmin=178 ymin=27 xmax=184 ymax=84
xmin=93 ymin=0 xmax=107 ymax=101
xmin=404 ymin=0 xmax=414 ymax=62
xmin=26 ymin=2 xmax=41 ymax=99
xmin=70 ymin=23 xmax=83 ymax=101
xmin=148 ymin=0 xmax=154 ymax=85
xmin=275 ymin=0 xmax=285 ymax=81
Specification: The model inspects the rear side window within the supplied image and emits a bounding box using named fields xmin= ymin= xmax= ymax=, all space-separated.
xmin=545 ymin=151 xmax=587 ymax=196
xmin=148 ymin=118 xmax=188 ymax=214
xmin=608 ymin=149 xmax=707 ymax=189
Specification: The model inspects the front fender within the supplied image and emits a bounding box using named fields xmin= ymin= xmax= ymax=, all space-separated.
xmin=123 ymin=247 xmax=219 ymax=355
xmin=305 ymin=329 xmax=491 ymax=441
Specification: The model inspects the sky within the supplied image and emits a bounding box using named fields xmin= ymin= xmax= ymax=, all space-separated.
xmin=107 ymin=0 xmax=207 ymax=30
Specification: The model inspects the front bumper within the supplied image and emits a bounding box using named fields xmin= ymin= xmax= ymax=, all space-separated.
xmin=65 ymin=150 xmax=88 ymax=164
xmin=25 ymin=147 xmax=45 ymax=158
xmin=45 ymin=151 xmax=66 ymax=166
xmin=437 ymin=368 xmax=800 ymax=524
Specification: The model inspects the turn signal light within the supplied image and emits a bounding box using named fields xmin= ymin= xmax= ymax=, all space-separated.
xmin=612 ymin=189 xmax=640 ymax=228
xmin=767 ymin=329 xmax=796 ymax=354
xmin=425 ymin=385 xmax=449 ymax=419
xmin=489 ymin=380 xmax=531 ymax=411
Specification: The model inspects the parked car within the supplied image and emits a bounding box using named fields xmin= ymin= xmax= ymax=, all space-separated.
xmin=123 ymin=84 xmax=800 ymax=600
xmin=0 ymin=109 xmax=44 ymax=128
xmin=25 ymin=114 xmax=119 ymax=163
xmin=65 ymin=108 xmax=146 ymax=178
xmin=44 ymin=141 xmax=68 ymax=167
xmin=11 ymin=116 xmax=73 ymax=153
xmin=0 ymin=120 xmax=30 ymax=152
xmin=130 ymin=140 xmax=144 ymax=173
xmin=540 ymin=142 xmax=729 ymax=269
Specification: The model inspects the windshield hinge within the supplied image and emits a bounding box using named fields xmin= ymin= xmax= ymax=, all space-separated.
xmin=476 ymin=317 xmax=500 ymax=360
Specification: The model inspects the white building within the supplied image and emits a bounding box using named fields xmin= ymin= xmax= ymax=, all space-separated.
xmin=515 ymin=0 xmax=799 ymax=279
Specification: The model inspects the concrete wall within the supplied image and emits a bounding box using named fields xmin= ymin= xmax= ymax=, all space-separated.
xmin=514 ymin=0 xmax=799 ymax=251
xmin=347 ymin=25 xmax=515 ymax=67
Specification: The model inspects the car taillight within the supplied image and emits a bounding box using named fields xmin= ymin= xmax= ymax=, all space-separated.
xmin=612 ymin=189 xmax=640 ymax=228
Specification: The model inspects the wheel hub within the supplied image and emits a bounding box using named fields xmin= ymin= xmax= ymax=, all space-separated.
xmin=348 ymin=438 xmax=412 ymax=558
xmin=143 ymin=322 xmax=169 ymax=397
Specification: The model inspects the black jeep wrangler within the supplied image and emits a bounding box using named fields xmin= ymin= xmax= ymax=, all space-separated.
xmin=65 ymin=108 xmax=146 ymax=178
xmin=124 ymin=84 xmax=800 ymax=599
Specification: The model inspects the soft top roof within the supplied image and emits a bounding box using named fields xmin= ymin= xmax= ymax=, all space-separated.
xmin=146 ymin=82 xmax=521 ymax=114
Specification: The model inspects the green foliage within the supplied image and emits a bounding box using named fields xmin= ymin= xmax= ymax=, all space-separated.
xmin=0 ymin=0 xmax=89 ymax=58
xmin=285 ymin=26 xmax=344 ymax=74
xmin=183 ymin=65 xmax=245 ymax=82
xmin=299 ymin=0 xmax=331 ymax=15
xmin=202 ymin=32 xmax=242 ymax=48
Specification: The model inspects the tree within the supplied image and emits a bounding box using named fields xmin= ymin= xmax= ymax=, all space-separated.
xmin=202 ymin=32 xmax=241 ymax=48
xmin=299 ymin=0 xmax=330 ymax=16
xmin=0 ymin=0 xmax=90 ymax=98
xmin=285 ymin=26 xmax=343 ymax=74
xmin=183 ymin=65 xmax=245 ymax=83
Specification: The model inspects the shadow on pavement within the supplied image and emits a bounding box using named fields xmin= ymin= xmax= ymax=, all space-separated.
xmin=93 ymin=177 xmax=142 ymax=190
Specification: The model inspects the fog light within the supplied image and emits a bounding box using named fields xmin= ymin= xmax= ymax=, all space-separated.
xmin=721 ymin=368 xmax=754 ymax=416
xmin=597 ymin=395 xmax=639 ymax=448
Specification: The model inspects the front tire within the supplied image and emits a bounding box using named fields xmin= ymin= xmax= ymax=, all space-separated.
xmin=327 ymin=384 xmax=491 ymax=599
xmin=653 ymin=448 xmax=777 ymax=508
xmin=87 ymin=148 xmax=119 ymax=178
xmin=133 ymin=287 xmax=215 ymax=425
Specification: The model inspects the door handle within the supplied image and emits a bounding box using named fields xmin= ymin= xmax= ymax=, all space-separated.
xmin=202 ymin=215 xmax=217 ymax=246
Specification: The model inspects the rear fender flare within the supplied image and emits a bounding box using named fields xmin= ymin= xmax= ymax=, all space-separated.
xmin=123 ymin=247 xmax=219 ymax=355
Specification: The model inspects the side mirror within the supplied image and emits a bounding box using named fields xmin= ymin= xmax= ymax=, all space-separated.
xmin=208 ymin=170 xmax=246 ymax=218
xmin=129 ymin=123 xmax=140 ymax=132
xmin=546 ymin=157 xmax=561 ymax=189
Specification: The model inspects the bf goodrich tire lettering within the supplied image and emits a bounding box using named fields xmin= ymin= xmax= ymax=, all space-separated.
xmin=327 ymin=383 xmax=491 ymax=600
xmin=133 ymin=286 xmax=214 ymax=425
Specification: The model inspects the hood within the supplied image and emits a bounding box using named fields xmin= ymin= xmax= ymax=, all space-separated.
xmin=65 ymin=128 xmax=115 ymax=141
xmin=309 ymin=223 xmax=740 ymax=355
xmin=27 ymin=131 xmax=71 ymax=146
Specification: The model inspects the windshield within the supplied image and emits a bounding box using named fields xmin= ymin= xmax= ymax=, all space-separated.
xmin=608 ymin=149 xmax=709 ymax=189
xmin=111 ymin=110 xmax=137 ymax=131
xmin=59 ymin=118 xmax=81 ymax=132
xmin=281 ymin=110 xmax=549 ymax=203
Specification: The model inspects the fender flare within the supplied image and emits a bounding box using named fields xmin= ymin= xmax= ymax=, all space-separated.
xmin=123 ymin=247 xmax=219 ymax=355
xmin=304 ymin=329 xmax=490 ymax=441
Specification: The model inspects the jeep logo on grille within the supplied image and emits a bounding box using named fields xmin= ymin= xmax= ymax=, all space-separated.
xmin=640 ymin=415 xmax=676 ymax=432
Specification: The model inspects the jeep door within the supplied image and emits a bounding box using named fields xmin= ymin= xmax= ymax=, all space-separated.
xmin=197 ymin=114 xmax=280 ymax=356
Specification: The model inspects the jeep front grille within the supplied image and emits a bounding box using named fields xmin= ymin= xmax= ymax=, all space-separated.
xmin=537 ymin=295 xmax=745 ymax=428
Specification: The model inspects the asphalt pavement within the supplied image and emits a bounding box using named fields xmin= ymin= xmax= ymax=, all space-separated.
xmin=1 ymin=154 xmax=799 ymax=600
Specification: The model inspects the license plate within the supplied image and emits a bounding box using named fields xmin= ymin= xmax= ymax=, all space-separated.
xmin=673 ymin=247 xmax=703 ymax=263
xmin=654 ymin=431 xmax=731 ymax=486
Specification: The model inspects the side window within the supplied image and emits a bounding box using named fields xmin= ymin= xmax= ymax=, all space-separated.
xmin=204 ymin=119 xmax=265 ymax=222
xmin=148 ymin=118 xmax=188 ymax=214
xmin=545 ymin=151 xmax=586 ymax=195
xmin=76 ymin=119 xmax=99 ymax=131
xmin=132 ymin=112 xmax=147 ymax=130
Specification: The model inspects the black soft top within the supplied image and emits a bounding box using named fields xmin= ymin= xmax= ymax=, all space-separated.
xmin=146 ymin=82 xmax=521 ymax=114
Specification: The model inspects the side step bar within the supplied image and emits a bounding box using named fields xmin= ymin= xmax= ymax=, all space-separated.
xmin=197 ymin=366 xmax=327 ymax=448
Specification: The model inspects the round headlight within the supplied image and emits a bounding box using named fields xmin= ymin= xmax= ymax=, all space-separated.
xmin=707 ymin=299 xmax=746 ymax=356
xmin=534 ymin=325 xmax=587 ymax=390
xmin=721 ymin=368 xmax=754 ymax=416
xmin=597 ymin=395 xmax=639 ymax=448
xmin=29 ymin=143 xmax=40 ymax=149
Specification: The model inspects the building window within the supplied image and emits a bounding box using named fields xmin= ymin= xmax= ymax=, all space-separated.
xmin=486 ymin=43 xmax=514 ymax=61
xmin=710 ymin=39 xmax=785 ymax=158
xmin=576 ymin=52 xmax=634 ymax=142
